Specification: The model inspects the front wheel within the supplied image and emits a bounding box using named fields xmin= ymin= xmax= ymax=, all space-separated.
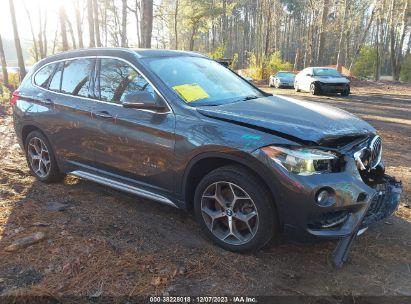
xmin=341 ymin=87 xmax=350 ymax=96
xmin=310 ymin=82 xmax=320 ymax=95
xmin=194 ymin=165 xmax=277 ymax=253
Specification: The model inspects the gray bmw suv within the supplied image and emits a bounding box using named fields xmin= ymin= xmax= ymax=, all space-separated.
xmin=12 ymin=48 xmax=402 ymax=266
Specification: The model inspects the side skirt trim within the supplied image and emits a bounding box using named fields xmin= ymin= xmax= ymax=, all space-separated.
xmin=71 ymin=170 xmax=178 ymax=208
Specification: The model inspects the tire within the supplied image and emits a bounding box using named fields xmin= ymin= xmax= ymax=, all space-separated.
xmin=310 ymin=82 xmax=320 ymax=95
xmin=25 ymin=130 xmax=65 ymax=183
xmin=341 ymin=88 xmax=350 ymax=96
xmin=194 ymin=165 xmax=277 ymax=253
xmin=274 ymin=81 xmax=280 ymax=89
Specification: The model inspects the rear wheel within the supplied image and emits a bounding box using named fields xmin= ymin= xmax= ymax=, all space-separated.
xmin=194 ymin=165 xmax=277 ymax=252
xmin=25 ymin=131 xmax=65 ymax=183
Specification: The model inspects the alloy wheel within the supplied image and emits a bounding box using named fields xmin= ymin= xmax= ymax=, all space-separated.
xmin=200 ymin=181 xmax=259 ymax=245
xmin=27 ymin=137 xmax=51 ymax=178
xmin=310 ymin=83 xmax=316 ymax=95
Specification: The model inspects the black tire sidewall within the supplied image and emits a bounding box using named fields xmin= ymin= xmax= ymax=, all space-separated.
xmin=310 ymin=83 xmax=317 ymax=95
xmin=25 ymin=131 xmax=63 ymax=183
xmin=194 ymin=166 xmax=277 ymax=253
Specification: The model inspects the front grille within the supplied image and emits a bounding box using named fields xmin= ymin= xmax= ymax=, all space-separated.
xmin=370 ymin=135 xmax=382 ymax=168
xmin=308 ymin=210 xmax=349 ymax=230
xmin=320 ymin=82 xmax=346 ymax=86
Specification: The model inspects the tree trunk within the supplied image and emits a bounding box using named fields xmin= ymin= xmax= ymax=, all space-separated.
xmin=189 ymin=25 xmax=198 ymax=51
xmin=140 ymin=0 xmax=153 ymax=48
xmin=294 ymin=48 xmax=300 ymax=70
xmin=42 ymin=9 xmax=48 ymax=58
xmin=392 ymin=0 xmax=409 ymax=81
xmin=38 ymin=9 xmax=44 ymax=58
xmin=174 ymin=0 xmax=179 ymax=49
xmin=23 ymin=3 xmax=39 ymax=61
xmin=317 ymin=0 xmax=330 ymax=65
xmin=264 ymin=6 xmax=271 ymax=56
xmin=87 ymin=0 xmax=95 ymax=47
xmin=374 ymin=15 xmax=380 ymax=80
xmin=67 ymin=18 xmax=77 ymax=49
xmin=59 ymin=5 xmax=69 ymax=51
xmin=75 ymin=1 xmax=84 ymax=48
xmin=93 ymin=0 xmax=102 ymax=47
xmin=121 ymin=0 xmax=127 ymax=47
xmin=9 ymin=0 xmax=26 ymax=80
xmin=336 ymin=0 xmax=349 ymax=67
xmin=0 ymin=34 xmax=9 ymax=86
xmin=52 ymin=26 xmax=59 ymax=54
xmin=349 ymin=0 xmax=378 ymax=70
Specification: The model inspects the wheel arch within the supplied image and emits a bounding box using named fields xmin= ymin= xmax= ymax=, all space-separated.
xmin=21 ymin=124 xmax=47 ymax=146
xmin=182 ymin=151 xmax=282 ymax=227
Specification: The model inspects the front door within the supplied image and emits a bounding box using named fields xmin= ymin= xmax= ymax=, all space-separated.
xmin=89 ymin=57 xmax=175 ymax=195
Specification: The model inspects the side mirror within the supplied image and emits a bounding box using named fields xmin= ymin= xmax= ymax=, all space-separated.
xmin=122 ymin=91 xmax=167 ymax=112
xmin=306 ymin=73 xmax=312 ymax=77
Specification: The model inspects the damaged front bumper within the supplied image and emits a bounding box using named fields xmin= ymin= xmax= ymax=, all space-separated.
xmin=254 ymin=149 xmax=402 ymax=267
xmin=331 ymin=175 xmax=402 ymax=267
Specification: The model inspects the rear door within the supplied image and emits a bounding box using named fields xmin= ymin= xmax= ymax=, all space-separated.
xmin=46 ymin=58 xmax=98 ymax=168
xmin=89 ymin=57 xmax=176 ymax=195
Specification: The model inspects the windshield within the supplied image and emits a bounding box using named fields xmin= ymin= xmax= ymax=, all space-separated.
xmin=313 ymin=68 xmax=341 ymax=77
xmin=277 ymin=72 xmax=295 ymax=78
xmin=143 ymin=56 xmax=264 ymax=106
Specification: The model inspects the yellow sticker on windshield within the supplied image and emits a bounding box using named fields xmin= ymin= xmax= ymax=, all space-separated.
xmin=172 ymin=84 xmax=209 ymax=103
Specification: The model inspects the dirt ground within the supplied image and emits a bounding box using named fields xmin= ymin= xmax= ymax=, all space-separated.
xmin=0 ymin=80 xmax=410 ymax=300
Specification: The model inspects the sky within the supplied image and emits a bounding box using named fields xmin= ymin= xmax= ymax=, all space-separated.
xmin=0 ymin=0 xmax=139 ymax=43
xmin=1 ymin=0 xmax=62 ymax=40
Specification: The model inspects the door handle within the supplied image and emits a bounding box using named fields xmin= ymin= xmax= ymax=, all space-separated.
xmin=43 ymin=98 xmax=53 ymax=105
xmin=93 ymin=111 xmax=113 ymax=119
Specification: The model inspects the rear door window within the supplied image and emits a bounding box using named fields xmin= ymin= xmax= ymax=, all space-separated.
xmin=48 ymin=63 xmax=63 ymax=92
xmin=34 ymin=64 xmax=56 ymax=88
xmin=61 ymin=58 xmax=94 ymax=97
xmin=98 ymin=58 xmax=154 ymax=104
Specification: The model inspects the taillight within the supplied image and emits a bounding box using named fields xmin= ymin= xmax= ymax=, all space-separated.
xmin=10 ymin=90 xmax=19 ymax=106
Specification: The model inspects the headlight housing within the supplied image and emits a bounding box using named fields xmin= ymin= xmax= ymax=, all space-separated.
xmin=261 ymin=146 xmax=337 ymax=175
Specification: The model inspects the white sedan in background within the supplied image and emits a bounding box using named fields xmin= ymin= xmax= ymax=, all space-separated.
xmin=294 ymin=67 xmax=350 ymax=96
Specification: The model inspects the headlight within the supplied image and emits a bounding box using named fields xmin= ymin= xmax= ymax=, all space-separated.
xmin=261 ymin=146 xmax=337 ymax=175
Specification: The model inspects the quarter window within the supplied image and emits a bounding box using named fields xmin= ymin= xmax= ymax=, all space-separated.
xmin=61 ymin=59 xmax=94 ymax=97
xmin=34 ymin=64 xmax=55 ymax=88
xmin=48 ymin=63 xmax=63 ymax=92
xmin=98 ymin=58 xmax=154 ymax=104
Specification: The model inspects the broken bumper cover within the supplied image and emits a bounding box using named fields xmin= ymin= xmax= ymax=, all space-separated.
xmin=253 ymin=150 xmax=402 ymax=241
xmin=331 ymin=176 xmax=402 ymax=267
xmin=307 ymin=174 xmax=402 ymax=239
xmin=360 ymin=175 xmax=402 ymax=228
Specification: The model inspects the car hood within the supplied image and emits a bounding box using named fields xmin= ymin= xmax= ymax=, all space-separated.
xmin=314 ymin=76 xmax=350 ymax=83
xmin=196 ymin=95 xmax=375 ymax=144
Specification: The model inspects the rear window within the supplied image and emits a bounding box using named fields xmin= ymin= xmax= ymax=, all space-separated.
xmin=34 ymin=64 xmax=55 ymax=88
xmin=61 ymin=59 xmax=94 ymax=97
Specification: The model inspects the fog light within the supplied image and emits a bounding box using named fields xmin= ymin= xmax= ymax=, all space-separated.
xmin=315 ymin=188 xmax=335 ymax=207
